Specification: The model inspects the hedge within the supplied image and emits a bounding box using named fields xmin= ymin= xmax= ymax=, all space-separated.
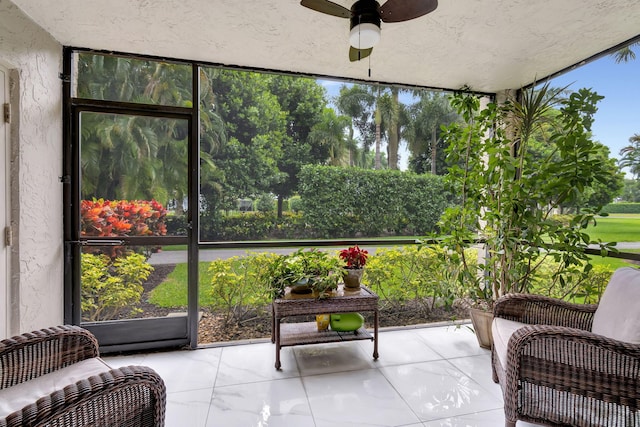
xmin=298 ymin=165 xmax=452 ymax=238
xmin=601 ymin=203 xmax=640 ymax=214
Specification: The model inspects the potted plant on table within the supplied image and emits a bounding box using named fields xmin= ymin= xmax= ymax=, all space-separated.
xmin=339 ymin=245 xmax=369 ymax=290
xmin=270 ymin=248 xmax=344 ymax=299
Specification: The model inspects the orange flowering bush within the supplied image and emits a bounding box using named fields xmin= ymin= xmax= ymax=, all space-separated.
xmin=81 ymin=199 xmax=167 ymax=258
xmin=81 ymin=199 xmax=167 ymax=237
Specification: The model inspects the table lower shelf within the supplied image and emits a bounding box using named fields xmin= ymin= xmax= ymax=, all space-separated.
xmin=278 ymin=322 xmax=373 ymax=347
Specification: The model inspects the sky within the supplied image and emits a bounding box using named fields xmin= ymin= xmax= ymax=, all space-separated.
xmin=320 ymin=53 xmax=640 ymax=174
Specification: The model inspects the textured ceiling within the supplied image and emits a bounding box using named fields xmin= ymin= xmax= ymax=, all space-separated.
xmin=10 ymin=0 xmax=640 ymax=93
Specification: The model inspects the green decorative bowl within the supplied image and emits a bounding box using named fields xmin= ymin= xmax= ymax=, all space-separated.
xmin=330 ymin=312 xmax=364 ymax=332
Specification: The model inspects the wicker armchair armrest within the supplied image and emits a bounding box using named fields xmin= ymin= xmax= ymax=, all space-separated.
xmin=493 ymin=293 xmax=597 ymax=330
xmin=0 ymin=365 xmax=166 ymax=427
xmin=503 ymin=325 xmax=640 ymax=418
xmin=0 ymin=325 xmax=99 ymax=389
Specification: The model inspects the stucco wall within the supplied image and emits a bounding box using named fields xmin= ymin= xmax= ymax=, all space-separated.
xmin=0 ymin=0 xmax=63 ymax=335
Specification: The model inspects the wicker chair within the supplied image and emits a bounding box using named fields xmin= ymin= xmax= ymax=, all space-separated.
xmin=491 ymin=267 xmax=640 ymax=427
xmin=0 ymin=325 xmax=166 ymax=427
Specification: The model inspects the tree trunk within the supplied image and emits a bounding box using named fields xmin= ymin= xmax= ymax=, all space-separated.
xmin=388 ymin=125 xmax=398 ymax=169
xmin=375 ymin=108 xmax=381 ymax=170
xmin=430 ymin=127 xmax=437 ymax=174
xmin=388 ymin=90 xmax=400 ymax=169
xmin=349 ymin=126 xmax=355 ymax=167
xmin=277 ymin=195 xmax=283 ymax=218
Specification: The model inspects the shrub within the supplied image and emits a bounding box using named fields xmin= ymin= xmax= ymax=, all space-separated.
xmin=165 ymin=213 xmax=188 ymax=235
xmin=208 ymin=252 xmax=279 ymax=325
xmin=215 ymin=211 xmax=276 ymax=240
xmin=271 ymin=212 xmax=307 ymax=239
xmin=288 ymin=195 xmax=303 ymax=212
xmin=365 ymin=246 xmax=465 ymax=313
xmin=549 ymin=214 xmax=575 ymax=227
xmin=528 ymin=259 xmax=614 ymax=304
xmin=205 ymin=211 xmax=308 ymax=241
xmin=81 ymin=198 xmax=167 ymax=237
xmin=81 ymin=252 xmax=153 ymax=321
xmin=256 ymin=194 xmax=275 ymax=212
xmin=151 ymin=247 xmax=613 ymax=329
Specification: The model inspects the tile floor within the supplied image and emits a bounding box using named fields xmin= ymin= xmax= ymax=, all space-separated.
xmin=104 ymin=324 xmax=540 ymax=427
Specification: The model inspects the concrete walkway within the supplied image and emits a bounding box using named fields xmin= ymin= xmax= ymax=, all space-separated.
xmin=147 ymin=243 xmax=640 ymax=265
xmin=148 ymin=247 xmax=311 ymax=265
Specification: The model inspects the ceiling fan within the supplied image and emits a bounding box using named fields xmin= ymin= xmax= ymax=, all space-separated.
xmin=300 ymin=0 xmax=438 ymax=62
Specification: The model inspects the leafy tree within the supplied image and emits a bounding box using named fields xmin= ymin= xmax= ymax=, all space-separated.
xmin=267 ymin=75 xmax=327 ymax=216
xmin=560 ymin=144 xmax=623 ymax=212
xmin=621 ymin=179 xmax=640 ymax=202
xmin=524 ymin=113 xmax=623 ymax=212
xmin=439 ymin=83 xmax=616 ymax=303
xmin=205 ymin=69 xmax=287 ymax=213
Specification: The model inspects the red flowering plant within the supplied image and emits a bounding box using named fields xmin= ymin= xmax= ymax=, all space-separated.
xmin=339 ymin=245 xmax=368 ymax=269
xmin=80 ymin=199 xmax=167 ymax=258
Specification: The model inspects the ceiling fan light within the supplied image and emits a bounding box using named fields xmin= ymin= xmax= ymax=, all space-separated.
xmin=349 ymin=23 xmax=380 ymax=49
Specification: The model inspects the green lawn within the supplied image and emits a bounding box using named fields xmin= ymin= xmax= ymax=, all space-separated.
xmin=147 ymin=216 xmax=640 ymax=309
xmin=587 ymin=215 xmax=640 ymax=242
xmin=588 ymin=253 xmax=636 ymax=269
xmin=148 ymin=262 xmax=216 ymax=307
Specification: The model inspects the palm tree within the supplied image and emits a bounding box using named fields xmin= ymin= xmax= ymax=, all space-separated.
xmin=612 ymin=42 xmax=639 ymax=63
xmin=335 ymin=85 xmax=375 ymax=166
xmin=619 ymin=134 xmax=640 ymax=179
xmin=78 ymin=54 xmax=201 ymax=205
xmin=405 ymin=92 xmax=459 ymax=174
xmin=308 ymin=108 xmax=351 ymax=166
xmin=335 ymin=83 xmax=407 ymax=170
xmin=376 ymin=88 xmax=403 ymax=169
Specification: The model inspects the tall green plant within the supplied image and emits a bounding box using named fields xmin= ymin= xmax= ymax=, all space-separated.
xmin=438 ymin=84 xmax=616 ymax=305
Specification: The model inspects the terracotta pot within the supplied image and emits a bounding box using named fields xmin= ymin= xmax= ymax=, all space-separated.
xmin=469 ymin=308 xmax=494 ymax=349
xmin=343 ymin=268 xmax=364 ymax=290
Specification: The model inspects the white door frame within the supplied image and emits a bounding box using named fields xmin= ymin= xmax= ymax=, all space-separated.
xmin=1 ymin=64 xmax=10 ymax=339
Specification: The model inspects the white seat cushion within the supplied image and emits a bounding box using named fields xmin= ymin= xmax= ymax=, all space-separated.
xmin=492 ymin=317 xmax=526 ymax=369
xmin=591 ymin=267 xmax=640 ymax=344
xmin=0 ymin=358 xmax=112 ymax=419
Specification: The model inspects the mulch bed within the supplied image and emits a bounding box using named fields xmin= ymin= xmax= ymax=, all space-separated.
xmin=138 ymin=264 xmax=469 ymax=344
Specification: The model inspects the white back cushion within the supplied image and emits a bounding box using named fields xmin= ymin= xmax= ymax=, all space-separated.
xmin=591 ymin=267 xmax=640 ymax=344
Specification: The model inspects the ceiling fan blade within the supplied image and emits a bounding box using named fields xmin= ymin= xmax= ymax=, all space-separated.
xmin=349 ymin=46 xmax=373 ymax=62
xmin=300 ymin=0 xmax=351 ymax=18
xmin=379 ymin=0 xmax=437 ymax=23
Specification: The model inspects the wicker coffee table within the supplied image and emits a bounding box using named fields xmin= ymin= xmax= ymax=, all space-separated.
xmin=271 ymin=284 xmax=379 ymax=369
